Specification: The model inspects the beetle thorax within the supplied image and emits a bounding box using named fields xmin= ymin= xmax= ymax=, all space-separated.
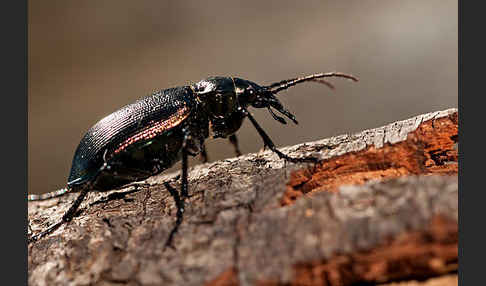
xmin=193 ymin=77 xmax=246 ymax=138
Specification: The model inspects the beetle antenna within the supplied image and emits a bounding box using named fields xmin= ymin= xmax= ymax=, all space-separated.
xmin=268 ymin=78 xmax=336 ymax=90
xmin=310 ymin=79 xmax=336 ymax=90
xmin=267 ymin=72 xmax=358 ymax=94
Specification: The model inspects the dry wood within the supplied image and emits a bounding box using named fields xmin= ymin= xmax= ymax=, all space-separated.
xmin=28 ymin=108 xmax=458 ymax=286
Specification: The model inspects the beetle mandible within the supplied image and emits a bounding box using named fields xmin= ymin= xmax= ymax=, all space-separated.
xmin=28 ymin=72 xmax=358 ymax=246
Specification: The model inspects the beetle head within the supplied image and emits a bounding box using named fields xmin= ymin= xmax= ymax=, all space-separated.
xmin=232 ymin=77 xmax=298 ymax=124
xmin=235 ymin=72 xmax=359 ymax=125
xmin=194 ymin=72 xmax=358 ymax=126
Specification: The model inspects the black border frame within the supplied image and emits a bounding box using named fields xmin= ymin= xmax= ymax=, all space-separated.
xmin=19 ymin=1 xmax=465 ymax=284
xmin=2 ymin=0 xmax=28 ymax=284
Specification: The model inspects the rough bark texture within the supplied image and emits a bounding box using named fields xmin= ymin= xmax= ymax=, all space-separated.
xmin=28 ymin=108 xmax=458 ymax=286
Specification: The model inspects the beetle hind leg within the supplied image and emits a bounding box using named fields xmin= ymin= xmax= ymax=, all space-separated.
xmin=28 ymin=185 xmax=91 ymax=244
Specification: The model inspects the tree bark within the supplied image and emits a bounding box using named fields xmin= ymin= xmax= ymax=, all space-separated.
xmin=28 ymin=108 xmax=458 ymax=286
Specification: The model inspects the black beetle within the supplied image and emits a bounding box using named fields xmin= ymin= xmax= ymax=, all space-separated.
xmin=28 ymin=72 xmax=358 ymax=246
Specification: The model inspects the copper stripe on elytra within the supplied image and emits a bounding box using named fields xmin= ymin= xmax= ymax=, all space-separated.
xmin=113 ymin=106 xmax=190 ymax=155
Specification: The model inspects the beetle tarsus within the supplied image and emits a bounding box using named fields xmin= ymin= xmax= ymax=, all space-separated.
xmin=28 ymin=221 xmax=64 ymax=244
xmin=228 ymin=134 xmax=242 ymax=157
xmin=28 ymin=183 xmax=92 ymax=244
xmin=163 ymin=181 xmax=185 ymax=249
xmin=199 ymin=142 xmax=209 ymax=163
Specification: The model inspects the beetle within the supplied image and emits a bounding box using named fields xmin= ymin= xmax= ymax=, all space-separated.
xmin=28 ymin=72 xmax=358 ymax=246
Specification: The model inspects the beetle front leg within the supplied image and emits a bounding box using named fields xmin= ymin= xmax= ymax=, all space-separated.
xmin=245 ymin=111 xmax=318 ymax=163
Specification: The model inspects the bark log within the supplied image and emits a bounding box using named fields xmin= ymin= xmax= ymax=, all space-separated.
xmin=28 ymin=108 xmax=458 ymax=286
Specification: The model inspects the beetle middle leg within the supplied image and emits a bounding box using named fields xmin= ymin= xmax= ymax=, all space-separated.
xmin=199 ymin=141 xmax=209 ymax=163
xmin=164 ymin=128 xmax=191 ymax=248
xmin=228 ymin=134 xmax=242 ymax=157
xmin=245 ymin=110 xmax=318 ymax=163
xmin=198 ymin=134 xmax=242 ymax=162
xmin=163 ymin=181 xmax=184 ymax=249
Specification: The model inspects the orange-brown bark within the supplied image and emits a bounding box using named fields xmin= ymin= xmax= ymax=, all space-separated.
xmin=282 ymin=113 xmax=458 ymax=206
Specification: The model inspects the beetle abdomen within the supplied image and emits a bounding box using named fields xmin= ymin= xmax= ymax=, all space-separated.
xmin=67 ymin=86 xmax=196 ymax=188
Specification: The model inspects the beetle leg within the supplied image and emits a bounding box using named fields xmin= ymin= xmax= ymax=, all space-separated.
xmin=228 ymin=134 xmax=242 ymax=157
xmin=199 ymin=142 xmax=209 ymax=163
xmin=245 ymin=111 xmax=318 ymax=163
xmin=164 ymin=128 xmax=190 ymax=249
xmin=28 ymin=184 xmax=91 ymax=244
xmin=181 ymin=131 xmax=189 ymax=198
xmin=61 ymin=186 xmax=91 ymax=222
xmin=163 ymin=181 xmax=184 ymax=249
xmin=29 ymin=162 xmax=116 ymax=244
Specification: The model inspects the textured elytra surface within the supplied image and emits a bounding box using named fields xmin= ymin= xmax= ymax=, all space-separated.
xmin=68 ymin=86 xmax=195 ymax=186
xmin=28 ymin=109 xmax=458 ymax=286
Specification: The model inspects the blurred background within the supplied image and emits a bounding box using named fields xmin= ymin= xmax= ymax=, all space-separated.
xmin=29 ymin=0 xmax=457 ymax=196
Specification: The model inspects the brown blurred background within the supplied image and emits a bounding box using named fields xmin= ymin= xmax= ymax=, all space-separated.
xmin=29 ymin=0 xmax=457 ymax=196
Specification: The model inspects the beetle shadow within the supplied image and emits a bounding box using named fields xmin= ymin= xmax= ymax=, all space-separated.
xmin=89 ymin=183 xmax=151 ymax=207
